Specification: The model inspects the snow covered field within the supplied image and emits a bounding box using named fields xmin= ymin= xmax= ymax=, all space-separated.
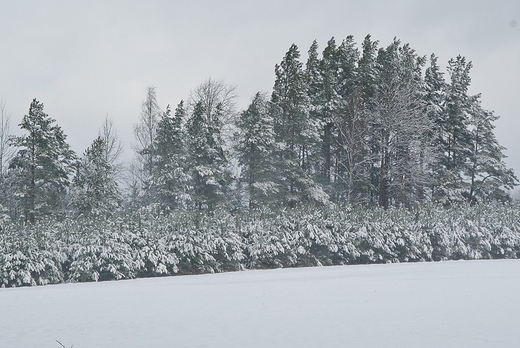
xmin=1 ymin=260 xmax=520 ymax=348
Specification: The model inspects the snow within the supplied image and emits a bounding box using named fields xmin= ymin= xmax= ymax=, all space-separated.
xmin=1 ymin=260 xmax=520 ymax=348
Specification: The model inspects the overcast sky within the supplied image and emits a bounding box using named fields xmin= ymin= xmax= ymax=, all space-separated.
xmin=1 ymin=0 xmax=519 ymax=186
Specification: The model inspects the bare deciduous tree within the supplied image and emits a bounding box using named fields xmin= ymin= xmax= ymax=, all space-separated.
xmin=99 ymin=115 xmax=124 ymax=180
xmin=188 ymin=78 xmax=237 ymax=141
xmin=333 ymin=89 xmax=374 ymax=205
xmin=373 ymin=65 xmax=432 ymax=208
xmin=133 ymin=86 xmax=161 ymax=179
xmin=0 ymin=100 xmax=15 ymax=180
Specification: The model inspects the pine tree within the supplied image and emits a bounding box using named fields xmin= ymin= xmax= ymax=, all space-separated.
xmin=307 ymin=38 xmax=334 ymax=190
xmin=336 ymin=36 xmax=359 ymax=102
xmin=464 ymin=98 xmax=517 ymax=203
xmin=147 ymin=101 xmax=191 ymax=212
xmin=424 ymin=54 xmax=449 ymax=201
xmin=186 ymin=101 xmax=231 ymax=210
xmin=9 ymin=99 xmax=76 ymax=223
xmin=357 ymin=35 xmax=380 ymax=205
xmin=435 ymin=56 xmax=473 ymax=203
xmin=235 ymin=92 xmax=277 ymax=209
xmin=357 ymin=35 xmax=379 ymax=109
xmin=70 ymin=136 xmax=122 ymax=217
xmin=271 ymin=43 xmax=328 ymax=207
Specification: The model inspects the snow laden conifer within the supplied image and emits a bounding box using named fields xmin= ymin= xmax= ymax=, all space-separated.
xmin=424 ymin=54 xmax=449 ymax=201
xmin=9 ymin=99 xmax=76 ymax=223
xmin=186 ymin=101 xmax=232 ymax=210
xmin=70 ymin=136 xmax=122 ymax=217
xmin=306 ymin=38 xmax=337 ymax=195
xmin=271 ymin=43 xmax=328 ymax=207
xmin=357 ymin=35 xmax=380 ymax=205
xmin=357 ymin=35 xmax=379 ymax=110
xmin=305 ymin=39 xmax=329 ymax=187
xmin=147 ymin=101 xmax=191 ymax=212
xmin=464 ymin=99 xmax=517 ymax=203
xmin=435 ymin=56 xmax=474 ymax=203
xmin=235 ymin=92 xmax=277 ymax=209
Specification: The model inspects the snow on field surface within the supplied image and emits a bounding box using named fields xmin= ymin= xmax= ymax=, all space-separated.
xmin=1 ymin=260 xmax=520 ymax=348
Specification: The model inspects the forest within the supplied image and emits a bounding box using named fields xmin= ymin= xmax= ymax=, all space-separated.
xmin=0 ymin=35 xmax=518 ymax=286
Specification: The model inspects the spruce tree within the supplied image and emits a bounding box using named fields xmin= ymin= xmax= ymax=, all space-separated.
xmin=235 ymin=92 xmax=277 ymax=209
xmin=9 ymin=99 xmax=76 ymax=223
xmin=436 ymin=56 xmax=473 ymax=203
xmin=148 ymin=101 xmax=191 ymax=212
xmin=70 ymin=136 xmax=122 ymax=217
xmin=186 ymin=101 xmax=231 ymax=210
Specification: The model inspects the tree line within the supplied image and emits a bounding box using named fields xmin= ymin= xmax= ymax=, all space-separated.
xmin=0 ymin=35 xmax=517 ymax=223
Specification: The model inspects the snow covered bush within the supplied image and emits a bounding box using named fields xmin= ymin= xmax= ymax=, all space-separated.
xmin=64 ymin=219 xmax=137 ymax=282
xmin=1 ymin=202 xmax=520 ymax=287
xmin=167 ymin=210 xmax=245 ymax=274
xmin=0 ymin=221 xmax=65 ymax=287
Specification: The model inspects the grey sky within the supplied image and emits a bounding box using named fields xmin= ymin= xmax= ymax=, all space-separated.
xmin=1 ymin=1 xmax=519 ymax=184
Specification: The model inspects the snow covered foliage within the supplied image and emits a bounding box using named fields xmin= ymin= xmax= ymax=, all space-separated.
xmin=271 ymin=44 xmax=328 ymax=206
xmin=0 ymin=221 xmax=65 ymax=287
xmin=8 ymin=99 xmax=76 ymax=223
xmin=186 ymin=101 xmax=232 ymax=210
xmin=70 ymin=136 xmax=122 ymax=217
xmin=146 ymin=102 xmax=191 ymax=212
xmin=234 ymin=92 xmax=278 ymax=208
xmin=1 ymin=203 xmax=520 ymax=287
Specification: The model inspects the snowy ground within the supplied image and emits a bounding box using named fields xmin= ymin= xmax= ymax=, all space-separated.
xmin=1 ymin=260 xmax=520 ymax=348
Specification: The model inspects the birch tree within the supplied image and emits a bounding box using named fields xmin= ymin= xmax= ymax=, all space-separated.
xmin=372 ymin=40 xmax=432 ymax=208
xmin=0 ymin=101 xmax=15 ymax=220
xmin=133 ymin=86 xmax=161 ymax=184
xmin=0 ymin=101 xmax=15 ymax=179
xmin=99 ymin=115 xmax=124 ymax=180
xmin=188 ymin=78 xmax=237 ymax=143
